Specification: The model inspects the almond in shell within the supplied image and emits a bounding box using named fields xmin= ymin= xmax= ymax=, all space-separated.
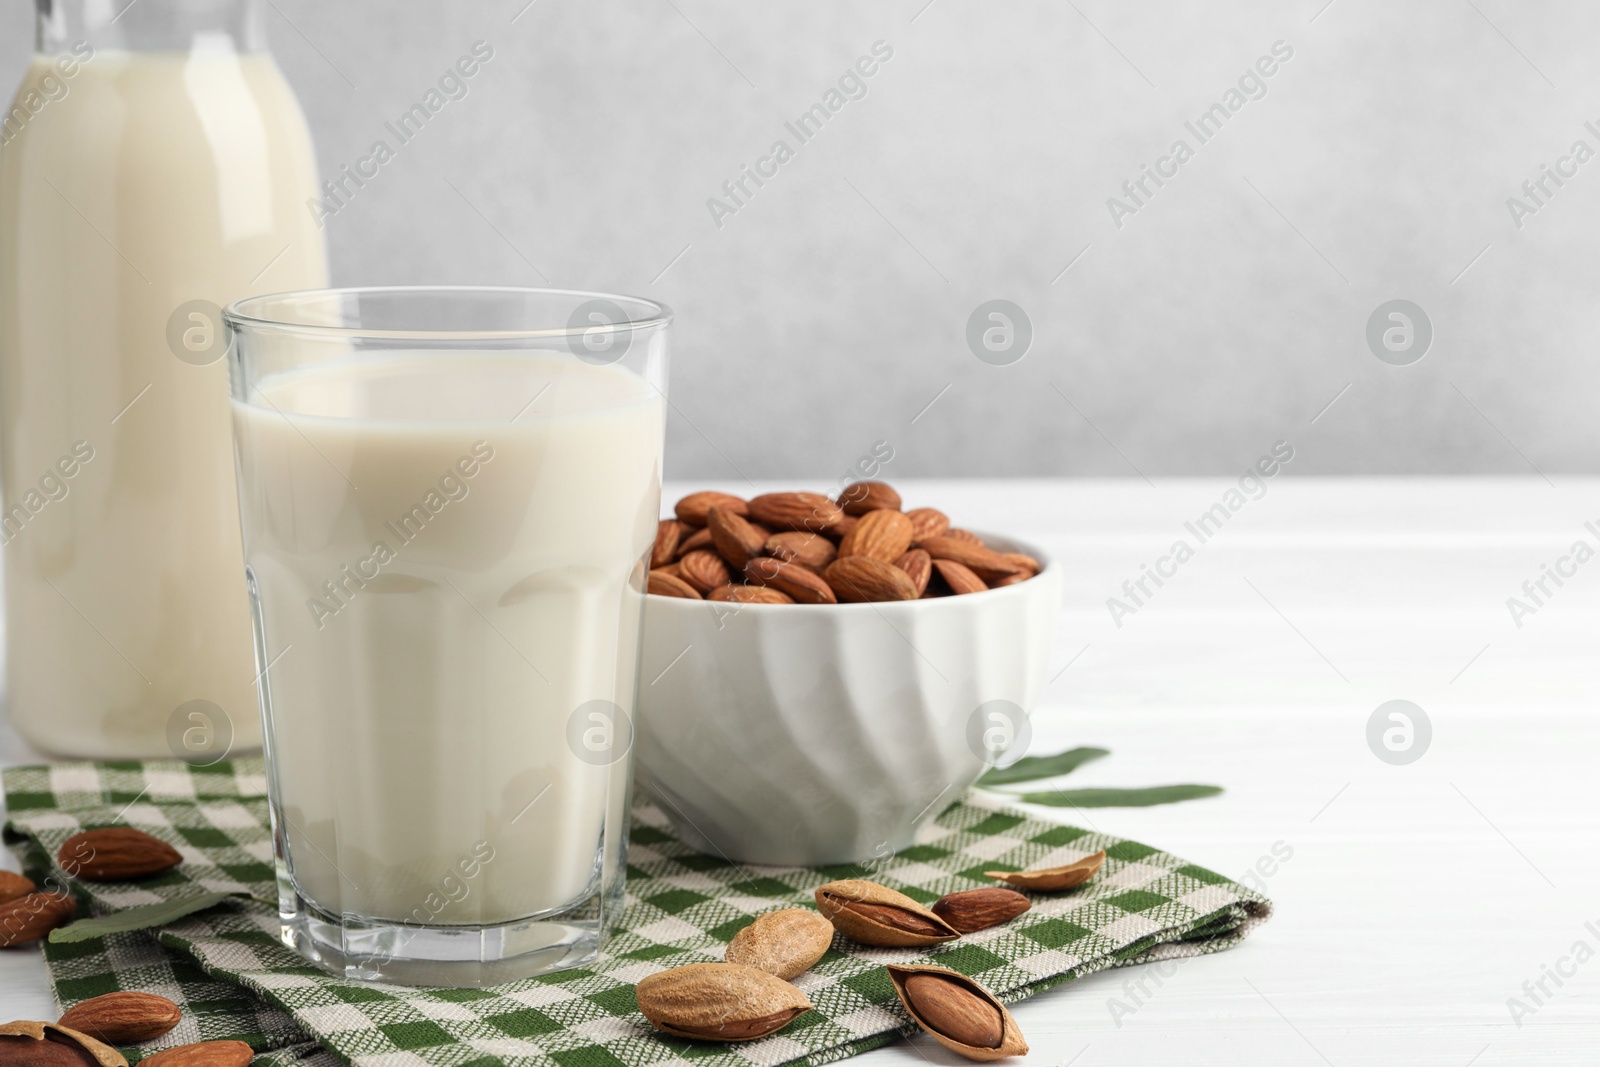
xmin=838 ymin=509 xmax=913 ymax=562
xmin=822 ymin=557 xmax=917 ymax=603
xmin=0 ymin=1021 xmax=127 ymax=1067
xmin=814 ymin=879 xmax=958 ymax=947
xmin=985 ymin=850 xmax=1105 ymax=891
xmin=724 ymin=908 xmax=834 ymax=979
xmin=58 ymin=992 xmax=182 ymax=1045
xmin=634 ymin=962 xmax=811 ymax=1042
xmin=836 ymin=480 xmax=902 ymax=515
xmin=744 ymin=557 xmax=836 ymax=604
xmin=887 ymin=966 xmax=1028 ymax=1061
xmin=57 ymin=828 xmax=182 ymax=882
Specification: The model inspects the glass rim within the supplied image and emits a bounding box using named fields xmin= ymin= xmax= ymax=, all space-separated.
xmin=223 ymin=285 xmax=674 ymax=342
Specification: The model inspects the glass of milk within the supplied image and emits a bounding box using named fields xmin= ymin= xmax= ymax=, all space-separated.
xmin=225 ymin=287 xmax=668 ymax=986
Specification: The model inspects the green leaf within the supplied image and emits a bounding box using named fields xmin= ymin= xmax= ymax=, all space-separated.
xmin=48 ymin=892 xmax=237 ymax=943
xmin=1010 ymin=784 xmax=1224 ymax=808
xmin=978 ymin=746 xmax=1111 ymax=787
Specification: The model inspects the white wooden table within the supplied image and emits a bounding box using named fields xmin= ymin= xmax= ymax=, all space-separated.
xmin=3 ymin=478 xmax=1597 ymax=1065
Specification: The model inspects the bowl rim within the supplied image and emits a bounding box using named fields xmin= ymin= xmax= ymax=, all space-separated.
xmin=645 ymin=527 xmax=1057 ymax=612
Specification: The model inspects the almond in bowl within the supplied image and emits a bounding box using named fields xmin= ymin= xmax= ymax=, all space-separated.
xmin=635 ymin=482 xmax=1060 ymax=866
xmin=646 ymin=483 xmax=1041 ymax=604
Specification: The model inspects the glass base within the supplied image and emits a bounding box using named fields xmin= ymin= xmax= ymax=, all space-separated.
xmin=279 ymin=889 xmax=607 ymax=987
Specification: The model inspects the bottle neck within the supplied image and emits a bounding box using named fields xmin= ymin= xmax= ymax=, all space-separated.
xmin=36 ymin=0 xmax=266 ymax=54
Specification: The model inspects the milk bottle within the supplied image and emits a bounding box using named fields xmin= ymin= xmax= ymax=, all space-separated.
xmin=0 ymin=0 xmax=328 ymax=755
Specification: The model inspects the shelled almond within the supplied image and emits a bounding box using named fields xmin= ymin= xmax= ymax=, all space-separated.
xmin=647 ymin=483 xmax=1042 ymax=603
xmin=58 ymin=993 xmax=181 ymax=1045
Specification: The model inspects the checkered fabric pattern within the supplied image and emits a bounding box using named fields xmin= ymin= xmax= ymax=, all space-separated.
xmin=4 ymin=760 xmax=1270 ymax=1067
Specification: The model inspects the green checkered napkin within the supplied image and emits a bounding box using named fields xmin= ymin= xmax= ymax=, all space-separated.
xmin=4 ymin=760 xmax=1270 ymax=1067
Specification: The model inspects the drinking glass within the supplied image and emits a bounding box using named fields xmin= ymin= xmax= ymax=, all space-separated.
xmin=224 ymin=287 xmax=669 ymax=986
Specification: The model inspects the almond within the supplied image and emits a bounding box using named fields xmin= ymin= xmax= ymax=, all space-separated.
xmin=648 ymin=570 xmax=702 ymax=599
xmin=827 ymin=513 xmax=858 ymax=541
xmin=0 ymin=893 xmax=76 ymax=947
xmin=894 ymin=549 xmax=932 ymax=596
xmin=675 ymin=526 xmax=714 ymax=558
xmin=764 ymin=531 xmax=836 ymax=573
xmin=823 ymin=557 xmax=917 ymax=603
xmin=650 ymin=519 xmax=683 ymax=569
xmin=675 ymin=491 xmax=747 ymax=527
xmin=707 ymin=584 xmax=794 ymax=605
xmin=920 ymin=537 xmax=1020 ymax=582
xmin=139 ymin=1041 xmax=253 ymax=1067
xmin=933 ymin=559 xmax=987 ymax=595
xmin=945 ymin=528 xmax=984 ymax=545
xmin=989 ymin=572 xmax=1031 ymax=588
xmin=58 ymin=992 xmax=182 ymax=1045
xmin=985 ymin=851 xmax=1105 ymax=891
xmin=930 ymin=888 xmax=1031 ymax=933
xmin=744 ymin=557 xmax=836 ymax=604
xmin=746 ymin=492 xmax=843 ymax=533
xmin=0 ymin=1021 xmax=126 ymax=1067
xmin=57 ymin=828 xmax=181 ymax=882
xmin=906 ymin=507 xmax=950 ymax=543
xmin=839 ymin=508 xmax=914 ymax=563
xmin=998 ymin=552 xmax=1040 ymax=575
xmin=677 ymin=550 xmax=731 ymax=594
xmin=724 ymin=908 xmax=834 ymax=979
xmin=706 ymin=506 xmax=767 ymax=569
xmin=887 ymin=966 xmax=1027 ymax=1060
xmin=635 ymin=963 xmax=811 ymax=1042
xmin=0 ymin=871 xmax=36 ymax=904
xmin=836 ymin=480 xmax=901 ymax=516
xmin=814 ymin=879 xmax=958 ymax=947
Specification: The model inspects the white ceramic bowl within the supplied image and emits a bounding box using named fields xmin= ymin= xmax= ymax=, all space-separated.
xmin=634 ymin=533 xmax=1061 ymax=866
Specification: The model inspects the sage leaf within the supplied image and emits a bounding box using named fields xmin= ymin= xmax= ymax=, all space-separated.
xmin=48 ymin=891 xmax=236 ymax=943
xmin=1011 ymin=784 xmax=1224 ymax=808
xmin=978 ymin=746 xmax=1110 ymax=787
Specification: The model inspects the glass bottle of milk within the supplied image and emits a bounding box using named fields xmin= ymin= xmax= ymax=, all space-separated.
xmin=0 ymin=0 xmax=329 ymax=757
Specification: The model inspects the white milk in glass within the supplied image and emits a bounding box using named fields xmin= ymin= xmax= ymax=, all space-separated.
xmin=0 ymin=50 xmax=327 ymax=755
xmin=232 ymin=352 xmax=663 ymax=923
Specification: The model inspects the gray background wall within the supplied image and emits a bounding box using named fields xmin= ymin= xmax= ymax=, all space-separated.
xmin=4 ymin=0 xmax=1597 ymax=481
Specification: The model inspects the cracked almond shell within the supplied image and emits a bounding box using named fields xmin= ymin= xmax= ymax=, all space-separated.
xmin=814 ymin=879 xmax=958 ymax=947
xmin=985 ymin=850 xmax=1105 ymax=891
